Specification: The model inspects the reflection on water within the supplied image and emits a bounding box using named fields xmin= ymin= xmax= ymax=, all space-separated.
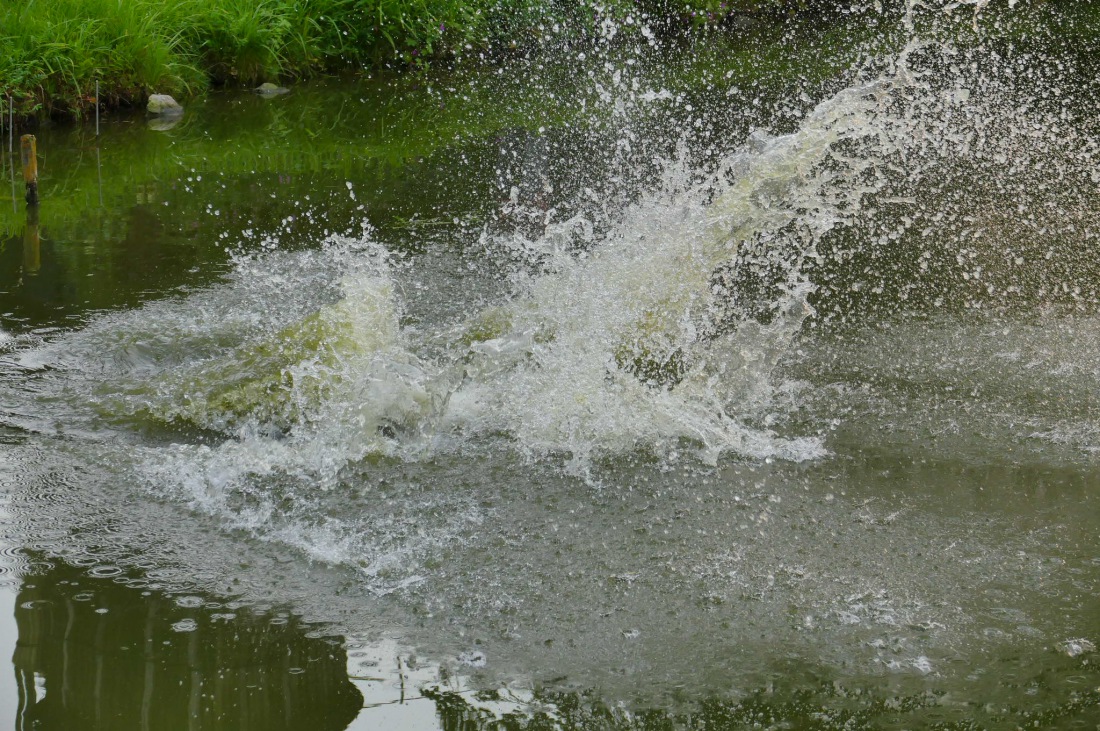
xmin=6 ymin=552 xmax=1100 ymax=730
xmin=425 ymin=677 xmax=1100 ymax=730
xmin=19 ymin=213 xmax=38 ymax=281
xmin=12 ymin=560 xmax=362 ymax=730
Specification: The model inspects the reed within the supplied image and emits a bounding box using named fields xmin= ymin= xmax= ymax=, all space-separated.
xmin=0 ymin=0 xmax=848 ymax=121
xmin=0 ymin=0 xmax=556 ymax=119
xmin=0 ymin=0 xmax=1091 ymax=121
xmin=0 ymin=0 xmax=202 ymax=118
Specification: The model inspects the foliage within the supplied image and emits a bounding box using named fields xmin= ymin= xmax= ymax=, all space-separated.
xmin=0 ymin=0 xmax=1095 ymax=119
xmin=0 ymin=0 xmax=854 ymax=120
xmin=0 ymin=0 xmax=204 ymax=117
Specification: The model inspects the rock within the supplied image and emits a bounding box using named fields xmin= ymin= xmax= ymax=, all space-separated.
xmin=147 ymin=94 xmax=183 ymax=116
xmin=254 ymin=83 xmax=290 ymax=97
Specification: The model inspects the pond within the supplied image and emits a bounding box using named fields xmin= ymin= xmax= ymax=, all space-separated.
xmin=1 ymin=5 xmax=1100 ymax=729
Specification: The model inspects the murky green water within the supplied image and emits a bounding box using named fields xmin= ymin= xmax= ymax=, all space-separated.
xmin=2 ymin=7 xmax=1100 ymax=729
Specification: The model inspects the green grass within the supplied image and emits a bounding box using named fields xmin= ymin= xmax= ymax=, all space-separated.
xmin=0 ymin=0 xmax=1094 ymax=121
xmin=0 ymin=0 xmax=569 ymax=118
xmin=0 ymin=0 xmax=855 ymax=121
xmin=0 ymin=0 xmax=201 ymax=116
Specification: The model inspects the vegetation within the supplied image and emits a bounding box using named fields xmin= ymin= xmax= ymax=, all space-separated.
xmin=1 ymin=0 xmax=1097 ymax=121
xmin=0 ymin=0 xmax=848 ymax=120
xmin=0 ymin=5 xmax=879 ymax=240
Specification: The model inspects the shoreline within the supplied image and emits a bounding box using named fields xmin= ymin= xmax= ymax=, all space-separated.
xmin=0 ymin=0 xmax=849 ymax=126
xmin=1 ymin=0 xmax=1095 ymax=129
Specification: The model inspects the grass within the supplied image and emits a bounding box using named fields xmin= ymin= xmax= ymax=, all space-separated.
xmin=0 ymin=6 xmax=881 ymax=242
xmin=0 ymin=0 xmax=1092 ymax=121
xmin=0 ymin=0 xmax=202 ymax=117
xmin=0 ymin=0 xmax=855 ymax=121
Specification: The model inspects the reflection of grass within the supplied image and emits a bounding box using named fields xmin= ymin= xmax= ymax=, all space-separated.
xmin=0 ymin=68 xmax=574 ymax=238
xmin=0 ymin=18 xmax=873 ymax=240
xmin=421 ymin=661 xmax=1100 ymax=730
xmin=3 ymin=0 xmax=1092 ymax=240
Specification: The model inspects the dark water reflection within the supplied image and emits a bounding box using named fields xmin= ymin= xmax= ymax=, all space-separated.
xmin=13 ymin=561 xmax=361 ymax=731
xmin=11 ymin=555 xmax=1100 ymax=731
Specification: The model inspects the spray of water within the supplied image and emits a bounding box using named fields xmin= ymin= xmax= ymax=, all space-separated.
xmin=5 ymin=1 xmax=1099 ymax=590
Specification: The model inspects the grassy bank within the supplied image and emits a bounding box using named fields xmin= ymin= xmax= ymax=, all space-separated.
xmin=0 ymin=14 xmax=870 ymax=238
xmin=0 ymin=0 xmax=834 ymax=121
xmin=2 ymin=0 xmax=1096 ymax=121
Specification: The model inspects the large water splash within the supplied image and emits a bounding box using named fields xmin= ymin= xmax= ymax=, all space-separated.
xmin=5 ymin=1 xmax=1099 ymax=593
xmin=31 ymin=34 xmax=981 ymax=478
xmin=131 ymin=72 xmax=922 ymax=489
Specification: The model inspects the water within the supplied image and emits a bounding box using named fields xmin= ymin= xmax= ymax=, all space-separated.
xmin=2 ymin=2 xmax=1100 ymax=728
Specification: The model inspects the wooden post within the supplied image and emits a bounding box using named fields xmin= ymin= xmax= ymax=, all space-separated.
xmin=20 ymin=134 xmax=37 ymax=206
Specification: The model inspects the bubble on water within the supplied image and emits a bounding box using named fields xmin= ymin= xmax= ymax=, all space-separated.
xmin=171 ymin=619 xmax=198 ymax=633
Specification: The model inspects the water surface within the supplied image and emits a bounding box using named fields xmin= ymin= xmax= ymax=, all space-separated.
xmin=2 ymin=5 xmax=1100 ymax=728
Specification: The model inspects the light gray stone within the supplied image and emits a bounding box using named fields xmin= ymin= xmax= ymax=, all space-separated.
xmin=147 ymin=94 xmax=183 ymax=116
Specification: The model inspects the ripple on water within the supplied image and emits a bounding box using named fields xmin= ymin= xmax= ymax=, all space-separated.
xmin=87 ymin=565 xmax=123 ymax=578
xmin=0 ymin=545 xmax=30 ymax=587
xmin=170 ymin=619 xmax=198 ymax=633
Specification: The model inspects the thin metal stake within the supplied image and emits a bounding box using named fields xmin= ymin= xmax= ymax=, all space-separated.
xmin=95 ymin=80 xmax=100 ymax=137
